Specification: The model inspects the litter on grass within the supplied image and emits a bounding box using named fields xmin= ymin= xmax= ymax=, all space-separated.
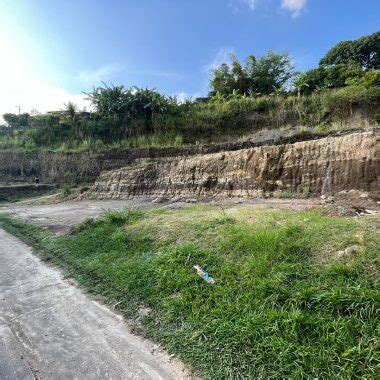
xmin=194 ymin=264 xmax=215 ymax=284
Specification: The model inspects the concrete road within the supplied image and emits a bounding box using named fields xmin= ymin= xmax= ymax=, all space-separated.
xmin=0 ymin=229 xmax=188 ymax=379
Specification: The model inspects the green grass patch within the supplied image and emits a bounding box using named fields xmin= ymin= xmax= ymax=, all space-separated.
xmin=0 ymin=207 xmax=378 ymax=378
xmin=0 ymin=188 xmax=58 ymax=204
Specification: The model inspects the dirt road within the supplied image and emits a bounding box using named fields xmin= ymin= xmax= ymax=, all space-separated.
xmin=0 ymin=228 xmax=188 ymax=379
xmin=0 ymin=196 xmax=321 ymax=234
xmin=0 ymin=198 xmax=158 ymax=234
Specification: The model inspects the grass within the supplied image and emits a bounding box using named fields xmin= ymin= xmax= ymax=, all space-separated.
xmin=155 ymin=86 xmax=380 ymax=141
xmin=0 ymin=133 xmax=185 ymax=153
xmin=0 ymin=206 xmax=378 ymax=378
xmin=0 ymin=188 xmax=58 ymax=204
xmin=54 ymin=134 xmax=185 ymax=152
xmin=276 ymin=187 xmax=311 ymax=199
xmin=0 ymin=192 xmax=40 ymax=204
xmin=60 ymin=186 xmax=72 ymax=197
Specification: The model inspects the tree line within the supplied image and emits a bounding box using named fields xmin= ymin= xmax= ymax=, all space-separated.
xmin=209 ymin=31 xmax=379 ymax=97
xmin=0 ymin=31 xmax=378 ymax=148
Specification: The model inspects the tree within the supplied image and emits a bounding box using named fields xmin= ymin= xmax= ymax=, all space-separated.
xmin=123 ymin=87 xmax=170 ymax=133
xmin=297 ymin=64 xmax=365 ymax=94
xmin=245 ymin=51 xmax=295 ymax=94
xmin=363 ymin=69 xmax=380 ymax=88
xmin=297 ymin=67 xmax=328 ymax=94
xmin=85 ymin=83 xmax=127 ymax=119
xmin=209 ymin=51 xmax=295 ymax=96
xmin=320 ymin=31 xmax=380 ymax=70
xmin=293 ymin=72 xmax=310 ymax=97
xmin=85 ymin=84 xmax=172 ymax=134
xmin=61 ymin=102 xmax=79 ymax=129
xmin=325 ymin=63 xmax=364 ymax=87
xmin=209 ymin=58 xmax=248 ymax=96
xmin=2 ymin=113 xmax=30 ymax=137
xmin=3 ymin=113 xmax=30 ymax=129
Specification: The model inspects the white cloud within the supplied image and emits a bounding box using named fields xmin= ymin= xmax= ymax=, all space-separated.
xmin=206 ymin=47 xmax=236 ymax=72
xmin=231 ymin=0 xmax=308 ymax=17
xmin=244 ymin=0 xmax=257 ymax=10
xmin=173 ymin=92 xmax=189 ymax=103
xmin=78 ymin=64 xmax=122 ymax=85
xmin=172 ymin=92 xmax=203 ymax=103
xmin=229 ymin=0 xmax=256 ymax=13
xmin=0 ymin=36 xmax=90 ymax=122
xmin=281 ymin=0 xmax=307 ymax=18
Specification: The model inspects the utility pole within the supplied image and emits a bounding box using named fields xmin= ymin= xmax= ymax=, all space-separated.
xmin=16 ymin=105 xmax=21 ymax=115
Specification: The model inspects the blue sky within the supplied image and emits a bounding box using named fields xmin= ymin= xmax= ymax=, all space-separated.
xmin=0 ymin=0 xmax=379 ymax=115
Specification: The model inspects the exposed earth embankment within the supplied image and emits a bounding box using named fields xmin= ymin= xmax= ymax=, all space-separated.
xmin=0 ymin=128 xmax=370 ymax=185
xmin=84 ymin=130 xmax=379 ymax=199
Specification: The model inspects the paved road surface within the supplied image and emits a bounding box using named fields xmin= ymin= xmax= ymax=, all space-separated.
xmin=0 ymin=229 xmax=187 ymax=379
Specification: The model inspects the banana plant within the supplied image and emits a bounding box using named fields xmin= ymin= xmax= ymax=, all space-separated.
xmin=294 ymin=73 xmax=310 ymax=97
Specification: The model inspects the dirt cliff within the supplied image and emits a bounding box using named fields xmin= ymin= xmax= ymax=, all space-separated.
xmin=0 ymin=129 xmax=363 ymax=185
xmin=84 ymin=131 xmax=379 ymax=199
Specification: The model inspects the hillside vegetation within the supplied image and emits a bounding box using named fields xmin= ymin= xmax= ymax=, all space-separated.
xmin=0 ymin=31 xmax=379 ymax=151
xmin=0 ymin=206 xmax=378 ymax=378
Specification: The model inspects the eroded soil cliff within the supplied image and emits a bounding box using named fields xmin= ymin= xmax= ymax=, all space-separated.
xmin=84 ymin=131 xmax=379 ymax=199
xmin=0 ymin=128 xmax=364 ymax=185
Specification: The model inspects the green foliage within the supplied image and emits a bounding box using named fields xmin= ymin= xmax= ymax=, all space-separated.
xmin=85 ymin=84 xmax=175 ymax=134
xmin=363 ymin=69 xmax=380 ymax=87
xmin=0 ymin=85 xmax=378 ymax=150
xmin=0 ymin=124 xmax=7 ymax=137
xmin=294 ymin=32 xmax=379 ymax=95
xmin=245 ymin=51 xmax=295 ymax=94
xmin=60 ymin=186 xmax=72 ymax=197
xmin=209 ymin=57 xmax=249 ymax=97
xmin=29 ymin=114 xmax=60 ymax=129
xmin=209 ymin=51 xmax=295 ymax=96
xmin=327 ymin=64 xmax=365 ymax=87
xmin=296 ymin=66 xmax=329 ymax=94
xmin=3 ymin=112 xmax=30 ymax=129
xmin=321 ymin=84 xmax=380 ymax=118
xmin=0 ymin=207 xmax=378 ymax=378
xmin=103 ymin=208 xmax=144 ymax=226
xmin=297 ymin=64 xmax=366 ymax=94
xmin=348 ymin=69 xmax=380 ymax=88
xmin=320 ymin=31 xmax=380 ymax=70
xmin=302 ymin=186 xmax=311 ymax=198
xmin=85 ymin=84 xmax=127 ymax=119
xmin=60 ymin=102 xmax=80 ymax=129
xmin=2 ymin=113 xmax=30 ymax=138
xmin=293 ymin=72 xmax=310 ymax=96
xmin=155 ymin=85 xmax=380 ymax=141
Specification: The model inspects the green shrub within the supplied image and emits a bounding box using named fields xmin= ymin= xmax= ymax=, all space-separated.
xmin=103 ymin=207 xmax=144 ymax=226
xmin=302 ymin=186 xmax=311 ymax=198
xmin=60 ymin=186 xmax=72 ymax=197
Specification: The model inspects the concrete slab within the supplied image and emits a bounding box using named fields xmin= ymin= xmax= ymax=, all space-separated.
xmin=0 ymin=229 xmax=188 ymax=379
xmin=0 ymin=324 xmax=34 ymax=380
